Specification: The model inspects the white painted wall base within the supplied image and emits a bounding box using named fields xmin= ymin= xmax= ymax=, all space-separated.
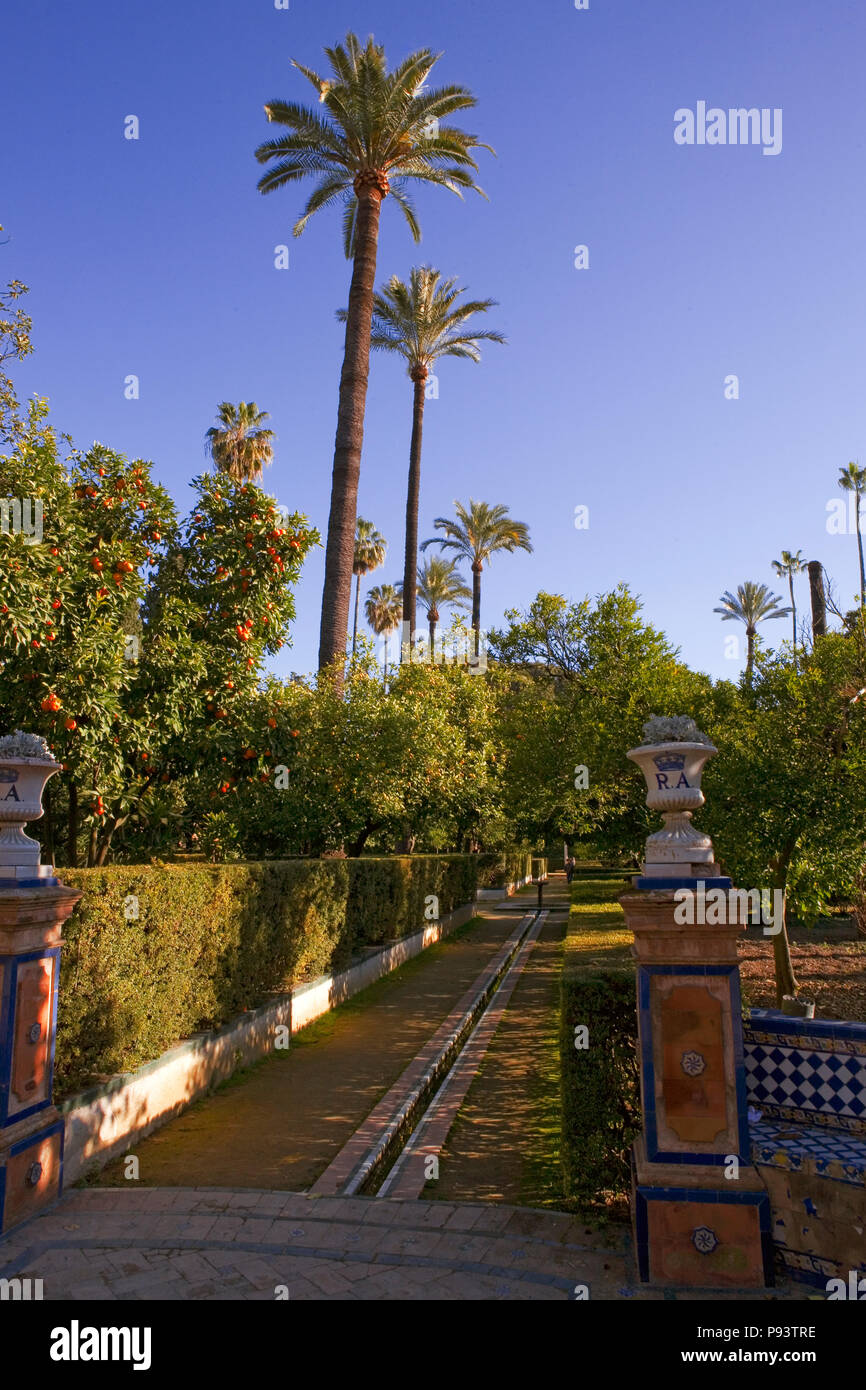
xmin=475 ymin=874 xmax=532 ymax=902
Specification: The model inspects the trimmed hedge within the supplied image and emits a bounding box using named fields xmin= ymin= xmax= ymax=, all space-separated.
xmin=559 ymin=878 xmax=640 ymax=1209
xmin=56 ymin=853 xmax=483 ymax=1099
xmin=560 ymin=967 xmax=640 ymax=1207
xmin=476 ymin=850 xmax=533 ymax=889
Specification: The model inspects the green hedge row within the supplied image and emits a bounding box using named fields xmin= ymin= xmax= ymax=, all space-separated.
xmin=560 ymin=966 xmax=640 ymax=1208
xmin=476 ymin=849 xmax=533 ymax=888
xmin=559 ymin=880 xmax=640 ymax=1210
xmin=56 ymin=853 xmax=492 ymax=1099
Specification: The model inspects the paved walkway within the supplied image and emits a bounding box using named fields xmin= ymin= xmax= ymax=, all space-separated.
xmin=312 ymin=910 xmax=538 ymax=1196
xmin=92 ymin=905 xmax=523 ymax=1192
xmin=0 ymin=1187 xmax=808 ymax=1301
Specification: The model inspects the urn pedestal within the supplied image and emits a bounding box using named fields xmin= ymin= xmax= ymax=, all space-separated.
xmin=0 ymin=743 xmax=80 ymax=1237
xmin=621 ymin=889 xmax=773 ymax=1288
xmin=626 ymin=740 xmax=730 ymax=890
xmin=0 ymin=883 xmax=81 ymax=1236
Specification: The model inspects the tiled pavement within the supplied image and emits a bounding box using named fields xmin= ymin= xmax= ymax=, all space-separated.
xmin=311 ymin=911 xmax=538 ymax=1197
xmin=381 ymin=913 xmax=547 ymax=1198
xmin=0 ymin=1187 xmax=811 ymax=1300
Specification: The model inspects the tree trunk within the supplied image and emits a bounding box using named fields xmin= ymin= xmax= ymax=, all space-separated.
xmin=857 ymin=493 xmax=866 ymax=605
xmin=770 ymin=854 xmax=799 ymax=1005
xmin=318 ymin=182 xmax=384 ymax=674
xmin=67 ymin=781 xmax=79 ymax=868
xmin=808 ymin=560 xmax=827 ymax=640
xmin=348 ymin=819 xmax=378 ymax=858
xmin=788 ymin=573 xmax=797 ymax=654
xmin=86 ymin=820 xmax=99 ymax=868
xmin=351 ymin=571 xmax=361 ymax=657
xmin=428 ymin=610 xmax=437 ymax=659
xmin=771 ymin=895 xmax=799 ymax=1005
xmin=745 ymin=627 xmax=755 ymax=680
xmin=95 ymin=813 xmax=127 ymax=867
xmin=43 ymin=780 xmax=55 ymax=867
xmin=402 ymin=370 xmax=427 ymax=654
xmin=395 ymin=823 xmax=416 ymax=854
xmin=471 ymin=561 xmax=482 ymax=657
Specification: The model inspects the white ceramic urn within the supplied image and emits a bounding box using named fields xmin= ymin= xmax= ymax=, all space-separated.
xmin=626 ymin=738 xmax=720 ymax=878
xmin=0 ymin=738 xmax=61 ymax=882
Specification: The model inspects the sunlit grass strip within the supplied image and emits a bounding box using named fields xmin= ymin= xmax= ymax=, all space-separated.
xmin=564 ymin=876 xmax=633 ymax=967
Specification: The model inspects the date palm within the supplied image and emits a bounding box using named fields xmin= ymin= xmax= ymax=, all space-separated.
xmin=351 ymin=518 xmax=386 ymax=657
xmin=838 ymin=462 xmax=866 ymax=605
xmin=341 ymin=267 xmax=504 ymax=651
xmin=416 ymin=555 xmax=471 ymax=658
xmin=255 ymin=31 xmax=491 ymax=672
xmin=714 ymin=582 xmax=792 ymax=679
xmin=365 ymin=582 xmax=403 ymax=682
xmin=205 ymin=402 xmax=275 ymax=483
xmin=422 ymin=499 xmax=532 ymax=655
xmin=771 ymin=549 xmax=806 ymax=651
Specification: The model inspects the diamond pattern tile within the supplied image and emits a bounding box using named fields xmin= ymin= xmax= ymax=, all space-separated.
xmin=744 ymin=1037 xmax=866 ymax=1132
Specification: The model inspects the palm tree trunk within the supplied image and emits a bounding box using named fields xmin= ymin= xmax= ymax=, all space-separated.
xmin=429 ymin=614 xmax=436 ymax=659
xmin=857 ymin=492 xmax=866 ymax=605
xmin=471 ymin=561 xmax=482 ymax=657
xmin=318 ymin=184 xmax=384 ymax=673
xmin=808 ymin=560 xmax=827 ymax=640
xmin=352 ymin=572 xmax=361 ymax=657
xmin=745 ymin=627 xmax=755 ymax=680
xmin=402 ymin=371 xmax=427 ymax=656
xmin=788 ymin=573 xmax=796 ymax=651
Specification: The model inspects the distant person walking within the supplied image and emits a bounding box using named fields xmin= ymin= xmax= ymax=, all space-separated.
xmin=565 ymin=855 xmax=576 ymax=884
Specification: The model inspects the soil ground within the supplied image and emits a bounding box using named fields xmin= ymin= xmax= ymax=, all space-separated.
xmin=739 ymin=919 xmax=866 ymax=1021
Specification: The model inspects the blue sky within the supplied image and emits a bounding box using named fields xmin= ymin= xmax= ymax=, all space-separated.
xmin=4 ymin=0 xmax=865 ymax=680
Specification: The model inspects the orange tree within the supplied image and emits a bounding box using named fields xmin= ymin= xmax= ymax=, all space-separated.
xmin=490 ymin=588 xmax=723 ymax=856
xmin=702 ymin=633 xmax=866 ymax=1004
xmin=193 ymin=658 xmax=505 ymax=859
xmin=0 ymin=406 xmax=317 ymax=864
xmin=100 ymin=472 xmax=317 ymax=863
xmin=0 ymin=403 xmax=174 ymax=861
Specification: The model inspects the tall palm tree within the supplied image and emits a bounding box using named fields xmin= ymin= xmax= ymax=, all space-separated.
xmin=714 ymin=582 xmax=793 ymax=679
xmin=838 ymin=462 xmax=866 ymax=605
xmin=365 ymin=583 xmax=403 ymax=682
xmin=205 ymin=402 xmax=275 ymax=483
xmin=416 ymin=555 xmax=471 ymax=658
xmin=422 ymin=499 xmax=532 ymax=655
xmin=771 ymin=549 xmax=806 ymax=651
xmin=255 ymin=32 xmax=490 ymax=672
xmin=340 ymin=267 xmax=504 ymax=651
xmin=351 ymin=518 xmax=386 ymax=657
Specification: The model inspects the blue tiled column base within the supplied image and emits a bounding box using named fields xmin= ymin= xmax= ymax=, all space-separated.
xmin=633 ymin=1182 xmax=774 ymax=1287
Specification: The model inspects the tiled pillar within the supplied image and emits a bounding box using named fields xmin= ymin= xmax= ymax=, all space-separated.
xmin=621 ymin=888 xmax=773 ymax=1288
xmin=0 ymin=880 xmax=81 ymax=1237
